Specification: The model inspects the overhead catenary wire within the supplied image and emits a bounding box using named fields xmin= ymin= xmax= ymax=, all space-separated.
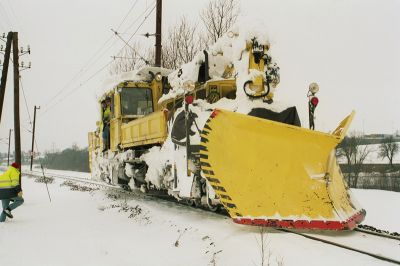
xmin=40 ymin=0 xmax=145 ymax=112
xmin=120 ymin=1 xmax=156 ymax=38
xmin=116 ymin=0 xmax=140 ymax=30
xmin=111 ymin=29 xmax=149 ymax=65
xmin=40 ymin=3 xmax=157 ymax=116
xmin=40 ymin=35 xmax=115 ymax=109
xmin=40 ymin=59 xmax=114 ymax=117
xmin=115 ymin=3 xmax=156 ymax=58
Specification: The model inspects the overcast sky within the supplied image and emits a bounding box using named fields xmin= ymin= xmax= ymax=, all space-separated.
xmin=0 ymin=0 xmax=399 ymax=154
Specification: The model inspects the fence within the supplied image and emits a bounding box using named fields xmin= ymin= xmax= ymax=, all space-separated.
xmin=347 ymin=172 xmax=400 ymax=192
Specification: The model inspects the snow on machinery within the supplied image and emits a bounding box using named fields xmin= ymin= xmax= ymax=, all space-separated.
xmin=88 ymin=24 xmax=365 ymax=230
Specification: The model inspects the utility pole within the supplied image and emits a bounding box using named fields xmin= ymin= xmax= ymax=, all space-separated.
xmin=30 ymin=105 xmax=40 ymax=171
xmin=0 ymin=32 xmax=13 ymax=123
xmin=12 ymin=32 xmax=21 ymax=171
xmin=155 ymin=0 xmax=162 ymax=67
xmin=7 ymin=129 xmax=12 ymax=165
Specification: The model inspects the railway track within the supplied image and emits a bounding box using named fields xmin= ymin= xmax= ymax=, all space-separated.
xmin=24 ymin=169 xmax=400 ymax=265
xmin=279 ymin=229 xmax=400 ymax=265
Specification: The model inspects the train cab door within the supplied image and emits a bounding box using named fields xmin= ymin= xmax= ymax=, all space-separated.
xmin=109 ymin=93 xmax=122 ymax=152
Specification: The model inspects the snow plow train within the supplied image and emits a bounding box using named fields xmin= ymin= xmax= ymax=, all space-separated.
xmin=88 ymin=26 xmax=365 ymax=230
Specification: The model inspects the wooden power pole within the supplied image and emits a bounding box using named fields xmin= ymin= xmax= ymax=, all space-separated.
xmin=155 ymin=0 xmax=162 ymax=67
xmin=0 ymin=32 xmax=13 ymax=123
xmin=12 ymin=32 xmax=22 ymax=171
xmin=30 ymin=105 xmax=40 ymax=171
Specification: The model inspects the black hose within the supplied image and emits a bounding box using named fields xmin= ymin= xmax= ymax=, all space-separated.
xmin=243 ymin=80 xmax=270 ymax=99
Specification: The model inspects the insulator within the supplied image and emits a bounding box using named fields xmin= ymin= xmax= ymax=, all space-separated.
xmin=27 ymin=45 xmax=31 ymax=54
xmin=20 ymin=47 xmax=24 ymax=53
xmin=21 ymin=61 xmax=24 ymax=67
xmin=28 ymin=62 xmax=32 ymax=68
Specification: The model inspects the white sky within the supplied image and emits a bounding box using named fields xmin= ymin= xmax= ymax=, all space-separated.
xmin=0 ymin=0 xmax=399 ymax=153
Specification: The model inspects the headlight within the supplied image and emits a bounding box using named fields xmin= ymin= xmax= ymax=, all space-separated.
xmin=155 ymin=73 xmax=162 ymax=82
xmin=227 ymin=31 xmax=238 ymax=38
xmin=309 ymin=82 xmax=319 ymax=94
xmin=183 ymin=80 xmax=195 ymax=92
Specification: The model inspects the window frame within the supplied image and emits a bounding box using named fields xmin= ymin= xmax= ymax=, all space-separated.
xmin=120 ymin=87 xmax=154 ymax=117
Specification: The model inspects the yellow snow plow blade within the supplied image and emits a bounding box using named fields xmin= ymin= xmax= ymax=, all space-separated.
xmin=199 ymin=109 xmax=365 ymax=230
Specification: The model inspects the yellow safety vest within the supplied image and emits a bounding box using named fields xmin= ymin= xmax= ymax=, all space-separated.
xmin=0 ymin=166 xmax=20 ymax=188
xmin=103 ymin=107 xmax=111 ymax=121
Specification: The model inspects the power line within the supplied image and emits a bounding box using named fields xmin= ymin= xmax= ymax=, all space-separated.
xmin=116 ymin=0 xmax=140 ymax=30
xmin=40 ymin=0 xmax=149 ymax=111
xmin=115 ymin=3 xmax=156 ymax=58
xmin=20 ymin=76 xmax=51 ymax=202
xmin=20 ymin=76 xmax=32 ymax=125
xmin=19 ymin=77 xmax=34 ymax=135
xmin=121 ymin=1 xmax=156 ymax=34
xmin=40 ymin=35 xmax=115 ymax=108
xmin=40 ymin=59 xmax=114 ymax=117
xmin=111 ymin=29 xmax=149 ymax=65
xmin=19 ymin=77 xmax=42 ymax=156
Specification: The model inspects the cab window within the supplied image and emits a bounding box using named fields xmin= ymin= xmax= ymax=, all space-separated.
xmin=121 ymin=88 xmax=153 ymax=116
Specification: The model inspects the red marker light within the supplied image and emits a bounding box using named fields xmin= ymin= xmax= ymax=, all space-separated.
xmin=211 ymin=109 xmax=219 ymax=118
xmin=185 ymin=95 xmax=194 ymax=105
xmin=311 ymin=96 xmax=319 ymax=107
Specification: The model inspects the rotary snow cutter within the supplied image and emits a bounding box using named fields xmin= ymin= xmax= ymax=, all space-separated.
xmin=199 ymin=109 xmax=365 ymax=230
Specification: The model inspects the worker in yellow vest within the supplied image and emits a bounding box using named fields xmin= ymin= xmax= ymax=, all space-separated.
xmin=0 ymin=162 xmax=24 ymax=222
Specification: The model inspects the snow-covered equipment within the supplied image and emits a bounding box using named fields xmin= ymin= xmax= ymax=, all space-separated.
xmin=88 ymin=23 xmax=365 ymax=230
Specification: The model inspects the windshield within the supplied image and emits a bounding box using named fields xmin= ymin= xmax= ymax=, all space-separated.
xmin=121 ymin=87 xmax=153 ymax=116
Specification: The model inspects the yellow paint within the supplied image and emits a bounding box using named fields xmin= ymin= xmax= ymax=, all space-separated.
xmin=87 ymin=132 xmax=94 ymax=172
xmin=200 ymin=110 xmax=361 ymax=220
xmin=120 ymin=110 xmax=168 ymax=149
xmin=110 ymin=118 xmax=121 ymax=152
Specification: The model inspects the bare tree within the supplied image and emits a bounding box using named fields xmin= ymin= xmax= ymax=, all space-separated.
xmin=337 ymin=133 xmax=370 ymax=187
xmin=162 ymin=16 xmax=204 ymax=70
xmin=200 ymin=0 xmax=239 ymax=43
xmin=379 ymin=135 xmax=399 ymax=168
xmin=109 ymin=41 xmax=148 ymax=75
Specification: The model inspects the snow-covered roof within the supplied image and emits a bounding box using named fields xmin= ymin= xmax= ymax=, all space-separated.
xmin=100 ymin=66 xmax=173 ymax=97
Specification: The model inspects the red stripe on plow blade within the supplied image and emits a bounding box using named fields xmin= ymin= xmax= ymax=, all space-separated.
xmin=233 ymin=209 xmax=366 ymax=230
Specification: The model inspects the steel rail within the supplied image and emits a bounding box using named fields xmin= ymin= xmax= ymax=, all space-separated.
xmin=355 ymin=227 xmax=400 ymax=241
xmin=278 ymin=228 xmax=400 ymax=265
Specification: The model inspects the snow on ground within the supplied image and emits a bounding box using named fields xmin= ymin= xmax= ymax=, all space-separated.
xmin=353 ymin=188 xmax=400 ymax=233
xmin=0 ymin=172 xmax=399 ymax=266
xmin=29 ymin=166 xmax=91 ymax=179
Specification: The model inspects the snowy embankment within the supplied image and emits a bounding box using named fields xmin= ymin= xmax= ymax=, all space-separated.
xmin=0 ymin=173 xmax=398 ymax=266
